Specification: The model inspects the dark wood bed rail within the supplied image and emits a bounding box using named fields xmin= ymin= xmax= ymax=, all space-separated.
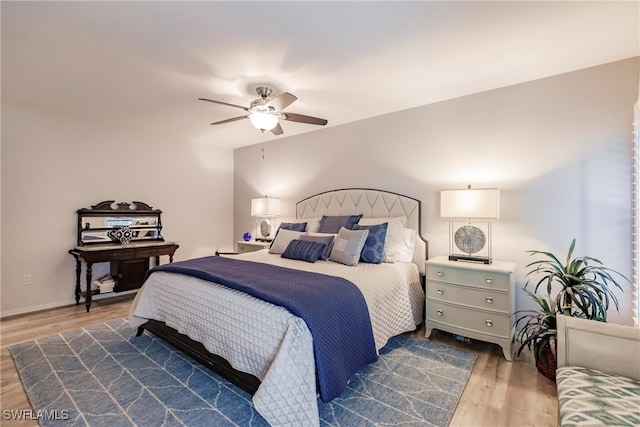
xmin=137 ymin=319 xmax=261 ymax=395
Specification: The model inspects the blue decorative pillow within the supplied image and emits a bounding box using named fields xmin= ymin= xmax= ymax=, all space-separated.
xmin=281 ymin=239 xmax=327 ymax=263
xmin=317 ymin=214 xmax=363 ymax=234
xmin=279 ymin=222 xmax=307 ymax=232
xmin=300 ymin=233 xmax=335 ymax=260
xmin=352 ymin=222 xmax=388 ymax=264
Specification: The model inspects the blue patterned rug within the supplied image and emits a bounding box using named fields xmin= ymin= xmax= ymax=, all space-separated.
xmin=9 ymin=319 xmax=476 ymax=426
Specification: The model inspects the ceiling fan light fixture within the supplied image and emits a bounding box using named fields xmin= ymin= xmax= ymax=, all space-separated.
xmin=249 ymin=111 xmax=279 ymax=131
xmin=200 ymin=86 xmax=327 ymax=134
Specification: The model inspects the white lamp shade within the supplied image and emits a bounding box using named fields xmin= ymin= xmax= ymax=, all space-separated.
xmin=440 ymin=188 xmax=500 ymax=219
xmin=249 ymin=112 xmax=279 ymax=131
xmin=251 ymin=197 xmax=281 ymax=218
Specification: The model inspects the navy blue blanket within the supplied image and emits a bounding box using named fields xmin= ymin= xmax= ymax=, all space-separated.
xmin=146 ymin=256 xmax=378 ymax=402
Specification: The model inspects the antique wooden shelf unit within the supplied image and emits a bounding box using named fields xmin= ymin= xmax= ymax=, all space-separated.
xmin=69 ymin=200 xmax=178 ymax=312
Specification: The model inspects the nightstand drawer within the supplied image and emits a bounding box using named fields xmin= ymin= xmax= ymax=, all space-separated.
xmin=427 ymin=282 xmax=510 ymax=313
xmin=427 ymin=265 xmax=511 ymax=291
xmin=426 ymin=301 xmax=511 ymax=337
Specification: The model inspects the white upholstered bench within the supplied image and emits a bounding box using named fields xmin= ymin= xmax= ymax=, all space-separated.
xmin=556 ymin=314 xmax=640 ymax=426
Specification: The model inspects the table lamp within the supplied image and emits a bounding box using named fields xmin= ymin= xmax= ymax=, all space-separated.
xmin=251 ymin=197 xmax=281 ymax=242
xmin=440 ymin=187 xmax=500 ymax=264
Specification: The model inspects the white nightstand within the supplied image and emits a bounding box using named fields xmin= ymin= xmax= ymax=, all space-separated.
xmin=425 ymin=256 xmax=517 ymax=361
xmin=237 ymin=240 xmax=270 ymax=254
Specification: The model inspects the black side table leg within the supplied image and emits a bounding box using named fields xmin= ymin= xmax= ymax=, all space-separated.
xmin=74 ymin=258 xmax=81 ymax=305
xmin=85 ymin=262 xmax=93 ymax=312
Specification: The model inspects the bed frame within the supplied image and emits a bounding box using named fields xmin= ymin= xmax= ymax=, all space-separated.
xmin=136 ymin=188 xmax=428 ymax=395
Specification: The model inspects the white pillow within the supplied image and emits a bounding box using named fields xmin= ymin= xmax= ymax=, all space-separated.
xmin=276 ymin=218 xmax=321 ymax=232
xmin=301 ymin=217 xmax=321 ymax=233
xmin=269 ymin=229 xmax=304 ymax=255
xmin=358 ymin=217 xmax=406 ymax=262
xmin=329 ymin=227 xmax=369 ymax=266
xmin=396 ymin=228 xmax=417 ymax=262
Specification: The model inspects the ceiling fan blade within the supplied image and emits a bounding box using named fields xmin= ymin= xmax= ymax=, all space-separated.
xmin=270 ymin=123 xmax=284 ymax=135
xmin=199 ymin=98 xmax=248 ymax=111
xmin=210 ymin=116 xmax=248 ymax=125
xmin=282 ymin=112 xmax=328 ymax=126
xmin=266 ymin=92 xmax=297 ymax=111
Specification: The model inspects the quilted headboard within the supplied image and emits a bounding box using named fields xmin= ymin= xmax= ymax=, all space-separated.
xmin=296 ymin=188 xmax=428 ymax=275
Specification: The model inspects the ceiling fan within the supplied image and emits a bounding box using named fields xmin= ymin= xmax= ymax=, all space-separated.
xmin=199 ymin=86 xmax=328 ymax=135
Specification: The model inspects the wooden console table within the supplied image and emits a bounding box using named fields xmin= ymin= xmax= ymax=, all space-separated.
xmin=70 ymin=200 xmax=178 ymax=312
xmin=69 ymin=241 xmax=179 ymax=312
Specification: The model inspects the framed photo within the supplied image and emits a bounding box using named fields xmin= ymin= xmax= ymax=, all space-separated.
xmin=449 ymin=220 xmax=492 ymax=262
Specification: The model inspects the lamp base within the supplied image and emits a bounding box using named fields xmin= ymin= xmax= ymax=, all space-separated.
xmin=448 ymin=254 xmax=492 ymax=264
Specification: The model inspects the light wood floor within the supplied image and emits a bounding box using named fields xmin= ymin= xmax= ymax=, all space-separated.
xmin=1 ymin=297 xmax=557 ymax=426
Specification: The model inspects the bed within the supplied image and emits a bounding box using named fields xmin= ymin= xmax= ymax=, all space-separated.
xmin=129 ymin=188 xmax=427 ymax=426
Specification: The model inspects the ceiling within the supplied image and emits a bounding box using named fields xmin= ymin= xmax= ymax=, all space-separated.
xmin=2 ymin=1 xmax=638 ymax=149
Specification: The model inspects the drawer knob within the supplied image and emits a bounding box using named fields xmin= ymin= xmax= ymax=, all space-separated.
xmin=437 ymin=289 xmax=444 ymax=295
xmin=485 ymin=276 xmax=494 ymax=284
xmin=436 ymin=309 xmax=444 ymax=316
xmin=485 ymin=319 xmax=493 ymax=327
xmin=485 ymin=296 xmax=493 ymax=304
xmin=436 ymin=271 xmax=444 ymax=277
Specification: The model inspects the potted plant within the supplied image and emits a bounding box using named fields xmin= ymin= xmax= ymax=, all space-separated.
xmin=513 ymin=238 xmax=629 ymax=381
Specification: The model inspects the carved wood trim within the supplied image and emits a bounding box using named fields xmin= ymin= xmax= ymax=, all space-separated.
xmin=81 ymin=200 xmax=160 ymax=213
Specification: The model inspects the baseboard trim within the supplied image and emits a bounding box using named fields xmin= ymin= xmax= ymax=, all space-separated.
xmin=0 ymin=291 xmax=137 ymax=319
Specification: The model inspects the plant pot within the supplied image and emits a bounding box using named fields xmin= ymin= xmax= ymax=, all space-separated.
xmin=534 ymin=341 xmax=557 ymax=381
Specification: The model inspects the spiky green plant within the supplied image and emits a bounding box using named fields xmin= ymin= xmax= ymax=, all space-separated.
xmin=514 ymin=290 xmax=558 ymax=358
xmin=525 ymin=238 xmax=628 ymax=321
xmin=513 ymin=238 xmax=629 ymax=361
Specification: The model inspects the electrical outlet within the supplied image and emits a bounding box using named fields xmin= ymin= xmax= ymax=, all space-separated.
xmin=22 ymin=274 xmax=32 ymax=286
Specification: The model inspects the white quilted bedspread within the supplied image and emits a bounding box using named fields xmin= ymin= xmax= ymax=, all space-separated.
xmin=129 ymin=250 xmax=424 ymax=427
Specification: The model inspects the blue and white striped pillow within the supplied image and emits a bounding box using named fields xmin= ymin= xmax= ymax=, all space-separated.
xmin=281 ymin=239 xmax=327 ymax=263
xmin=317 ymin=214 xmax=363 ymax=234
xmin=300 ymin=233 xmax=335 ymax=260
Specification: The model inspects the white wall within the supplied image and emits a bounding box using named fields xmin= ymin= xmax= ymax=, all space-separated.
xmin=235 ymin=58 xmax=640 ymax=325
xmin=1 ymin=104 xmax=234 ymax=316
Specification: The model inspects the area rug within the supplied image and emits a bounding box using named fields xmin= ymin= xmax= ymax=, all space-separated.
xmin=9 ymin=319 xmax=476 ymax=426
